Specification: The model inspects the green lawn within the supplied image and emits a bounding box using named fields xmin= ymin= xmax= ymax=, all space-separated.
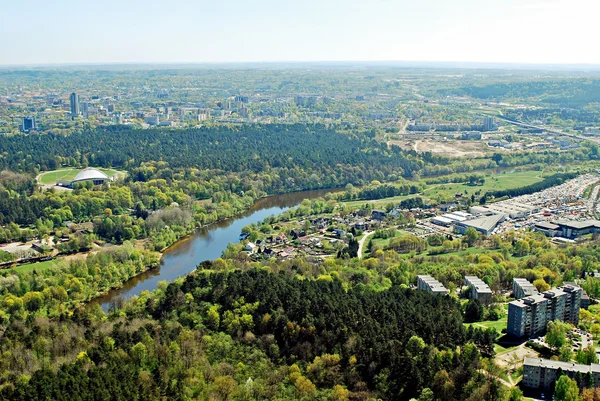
xmin=8 ymin=259 xmax=57 ymax=273
xmin=38 ymin=168 xmax=125 ymax=185
xmin=369 ymin=230 xmax=409 ymax=250
xmin=466 ymin=317 xmax=507 ymax=333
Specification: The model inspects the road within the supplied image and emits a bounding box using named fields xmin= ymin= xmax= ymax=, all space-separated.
xmin=496 ymin=115 xmax=599 ymax=144
xmin=357 ymin=231 xmax=374 ymax=259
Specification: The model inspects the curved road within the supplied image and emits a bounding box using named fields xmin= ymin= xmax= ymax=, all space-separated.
xmin=357 ymin=231 xmax=375 ymax=259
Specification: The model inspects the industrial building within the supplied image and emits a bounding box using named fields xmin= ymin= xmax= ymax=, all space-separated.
xmin=454 ymin=213 xmax=505 ymax=235
xmin=470 ymin=202 xmax=538 ymax=219
xmin=507 ymin=284 xmax=582 ymax=338
xmin=432 ymin=216 xmax=454 ymax=227
xmin=533 ymin=220 xmax=600 ymax=239
xmin=417 ymin=275 xmax=448 ymax=295
xmin=513 ymin=278 xmax=539 ymax=299
xmin=523 ymin=357 xmax=600 ymax=390
xmin=464 ymin=276 xmax=493 ymax=304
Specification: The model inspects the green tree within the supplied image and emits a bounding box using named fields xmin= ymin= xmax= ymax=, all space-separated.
xmin=546 ymin=320 xmax=571 ymax=350
xmin=464 ymin=299 xmax=484 ymax=323
xmin=554 ymin=375 xmax=581 ymax=401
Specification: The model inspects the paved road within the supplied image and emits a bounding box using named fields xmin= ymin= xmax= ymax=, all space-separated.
xmin=357 ymin=231 xmax=374 ymax=259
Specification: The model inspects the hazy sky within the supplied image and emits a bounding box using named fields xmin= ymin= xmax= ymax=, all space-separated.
xmin=1 ymin=0 xmax=598 ymax=65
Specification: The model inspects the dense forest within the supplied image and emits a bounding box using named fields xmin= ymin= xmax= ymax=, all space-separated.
xmin=0 ymin=125 xmax=418 ymax=179
xmin=439 ymin=79 xmax=600 ymax=108
xmin=0 ymin=267 xmax=496 ymax=401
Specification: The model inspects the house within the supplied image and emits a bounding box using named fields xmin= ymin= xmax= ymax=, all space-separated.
xmin=333 ymin=229 xmax=346 ymax=238
xmin=263 ymin=248 xmax=276 ymax=256
xmin=290 ymin=229 xmax=306 ymax=239
xmin=244 ymin=242 xmax=257 ymax=252
xmin=372 ymin=210 xmax=387 ymax=220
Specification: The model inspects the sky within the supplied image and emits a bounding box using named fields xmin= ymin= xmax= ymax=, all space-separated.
xmin=0 ymin=0 xmax=598 ymax=66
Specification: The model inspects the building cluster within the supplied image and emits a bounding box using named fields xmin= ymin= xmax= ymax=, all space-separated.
xmin=416 ymin=274 xmax=493 ymax=302
xmin=432 ymin=208 xmax=506 ymax=236
xmin=523 ymin=357 xmax=600 ymax=390
xmin=507 ymin=282 xmax=582 ymax=338
xmin=429 ymin=174 xmax=600 ymax=238
xmin=407 ymin=117 xmax=496 ymax=132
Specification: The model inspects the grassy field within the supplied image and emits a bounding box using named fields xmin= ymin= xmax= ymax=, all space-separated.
xmin=7 ymin=259 xmax=57 ymax=273
xmin=369 ymin=230 xmax=409 ymax=250
xmin=342 ymin=169 xmax=545 ymax=208
xmin=466 ymin=317 xmax=508 ymax=333
xmin=422 ymin=170 xmax=545 ymax=201
xmin=38 ymin=168 xmax=125 ymax=185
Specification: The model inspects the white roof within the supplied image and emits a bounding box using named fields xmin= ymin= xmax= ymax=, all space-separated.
xmin=72 ymin=168 xmax=109 ymax=183
xmin=443 ymin=213 xmax=466 ymax=222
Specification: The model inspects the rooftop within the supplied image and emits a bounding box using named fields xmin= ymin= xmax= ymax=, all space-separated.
xmin=455 ymin=213 xmax=504 ymax=232
xmin=554 ymin=220 xmax=600 ymax=230
xmin=524 ymin=357 xmax=600 ymax=374
xmin=72 ymin=168 xmax=109 ymax=183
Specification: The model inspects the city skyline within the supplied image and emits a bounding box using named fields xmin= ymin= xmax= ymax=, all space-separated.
xmin=1 ymin=0 xmax=598 ymax=66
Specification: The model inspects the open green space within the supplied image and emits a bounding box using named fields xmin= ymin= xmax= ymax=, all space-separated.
xmin=369 ymin=230 xmax=409 ymax=250
xmin=466 ymin=317 xmax=507 ymax=333
xmin=342 ymin=169 xmax=546 ymax=208
xmin=422 ymin=170 xmax=545 ymax=201
xmin=7 ymin=259 xmax=57 ymax=274
xmin=37 ymin=168 xmax=126 ymax=185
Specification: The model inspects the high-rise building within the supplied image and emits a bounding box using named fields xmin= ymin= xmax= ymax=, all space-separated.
xmin=81 ymin=102 xmax=89 ymax=118
xmin=21 ymin=117 xmax=36 ymax=132
xmin=483 ymin=117 xmax=496 ymax=131
xmin=69 ymin=93 xmax=80 ymax=118
xmin=507 ymin=284 xmax=582 ymax=338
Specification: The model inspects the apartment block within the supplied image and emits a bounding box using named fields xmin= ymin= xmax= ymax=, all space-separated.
xmin=523 ymin=357 xmax=600 ymax=390
xmin=464 ymin=276 xmax=493 ymax=304
xmin=513 ymin=278 xmax=539 ymax=299
xmin=507 ymin=284 xmax=582 ymax=338
xmin=416 ymin=275 xmax=448 ymax=295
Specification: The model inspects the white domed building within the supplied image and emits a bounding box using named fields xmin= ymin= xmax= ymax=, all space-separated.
xmin=57 ymin=168 xmax=114 ymax=188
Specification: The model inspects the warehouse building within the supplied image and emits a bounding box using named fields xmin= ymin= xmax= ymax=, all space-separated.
xmin=442 ymin=213 xmax=467 ymax=222
xmin=513 ymin=278 xmax=539 ymax=299
xmin=470 ymin=202 xmax=538 ymax=219
xmin=523 ymin=357 xmax=600 ymax=390
xmin=464 ymin=276 xmax=493 ymax=304
xmin=432 ymin=216 xmax=454 ymax=227
xmin=507 ymin=284 xmax=582 ymax=338
xmin=417 ymin=275 xmax=448 ymax=295
xmin=533 ymin=220 xmax=600 ymax=239
xmin=454 ymin=213 xmax=505 ymax=235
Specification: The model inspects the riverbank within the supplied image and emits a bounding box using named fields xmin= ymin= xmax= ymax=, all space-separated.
xmin=90 ymin=188 xmax=344 ymax=309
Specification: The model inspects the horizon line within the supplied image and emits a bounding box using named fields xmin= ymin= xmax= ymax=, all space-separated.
xmin=1 ymin=59 xmax=600 ymax=70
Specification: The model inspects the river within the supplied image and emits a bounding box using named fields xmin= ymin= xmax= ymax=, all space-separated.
xmin=92 ymin=188 xmax=339 ymax=309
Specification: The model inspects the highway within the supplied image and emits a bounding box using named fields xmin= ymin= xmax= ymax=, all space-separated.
xmin=496 ymin=115 xmax=599 ymax=144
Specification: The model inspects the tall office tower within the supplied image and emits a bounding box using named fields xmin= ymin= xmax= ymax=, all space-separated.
xmin=70 ymin=92 xmax=80 ymax=118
